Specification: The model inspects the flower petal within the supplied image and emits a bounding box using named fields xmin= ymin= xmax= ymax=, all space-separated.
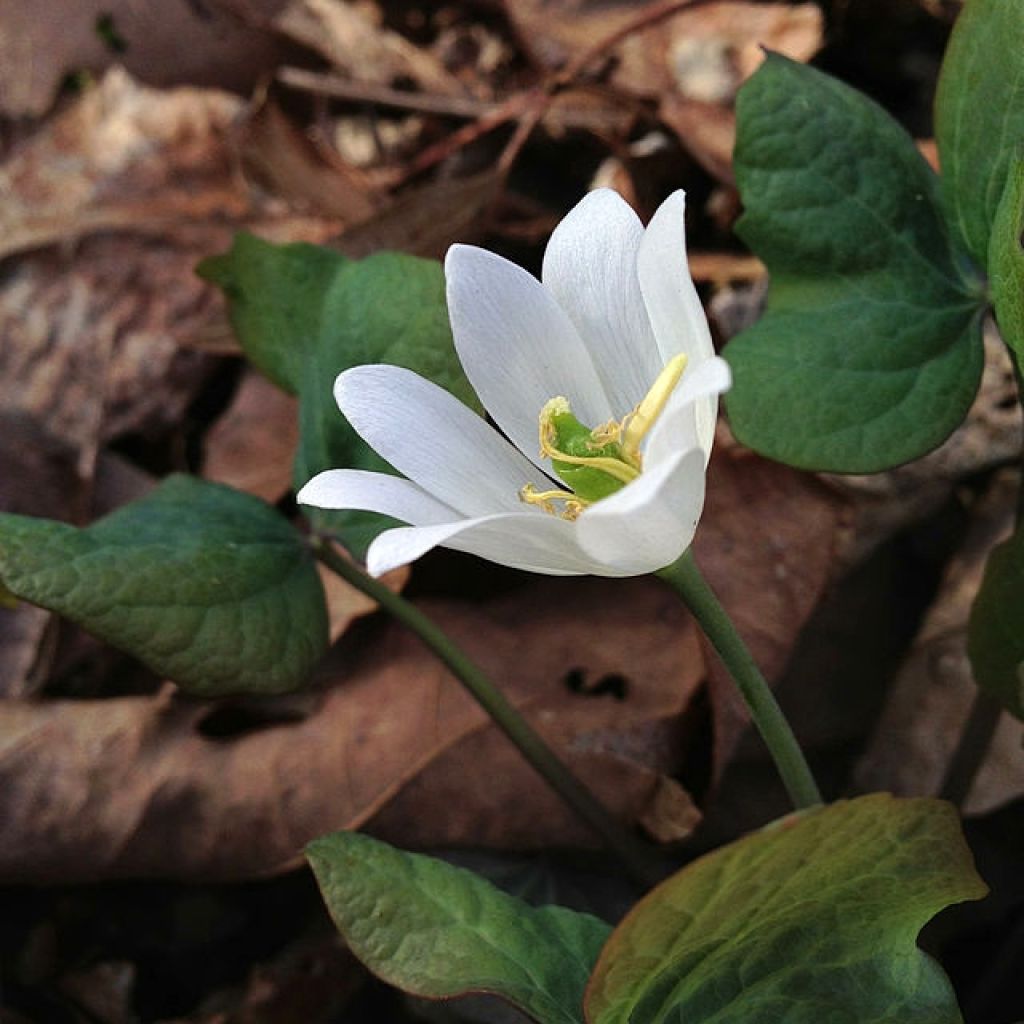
xmin=644 ymin=355 xmax=732 ymax=468
xmin=638 ymin=191 xmax=718 ymax=452
xmin=445 ymin=244 xmax=613 ymax=469
xmin=541 ymin=189 xmax=662 ymax=412
xmin=336 ymin=365 xmax=545 ymax=516
xmin=296 ymin=468 xmax=458 ymax=524
xmin=366 ymin=512 xmax=609 ymax=577
xmin=574 ymin=447 xmax=707 ymax=574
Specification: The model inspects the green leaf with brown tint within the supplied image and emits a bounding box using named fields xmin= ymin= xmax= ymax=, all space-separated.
xmin=308 ymin=831 xmax=610 ymax=1024
xmin=585 ymin=796 xmax=986 ymax=1024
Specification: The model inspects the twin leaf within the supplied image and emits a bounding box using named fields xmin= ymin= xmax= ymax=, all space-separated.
xmin=310 ymin=796 xmax=986 ymax=1024
xmin=724 ymin=0 xmax=1024 ymax=719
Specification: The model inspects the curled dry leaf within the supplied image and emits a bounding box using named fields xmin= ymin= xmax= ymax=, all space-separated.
xmin=0 ymin=576 xmax=704 ymax=883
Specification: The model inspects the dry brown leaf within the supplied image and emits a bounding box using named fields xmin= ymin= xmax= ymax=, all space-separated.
xmin=854 ymin=469 xmax=1024 ymax=812
xmin=695 ymin=438 xmax=849 ymax=778
xmin=0 ymin=429 xmax=843 ymax=880
xmin=334 ymin=168 xmax=506 ymax=260
xmin=0 ymin=0 xmax=287 ymax=118
xmin=507 ymin=2 xmax=821 ymax=185
xmin=616 ymin=3 xmax=823 ymax=98
xmin=203 ymin=371 xmax=300 ymax=504
xmin=274 ymin=0 xmax=462 ymax=96
xmin=241 ymin=96 xmax=379 ymax=224
xmin=0 ymin=576 xmax=704 ymax=882
xmin=0 ymin=70 xmax=364 ymax=263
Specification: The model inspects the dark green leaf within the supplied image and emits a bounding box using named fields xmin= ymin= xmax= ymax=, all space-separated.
xmin=724 ymin=53 xmax=986 ymax=472
xmin=969 ymin=522 xmax=1024 ymax=719
xmin=0 ymin=475 xmax=328 ymax=696
xmin=935 ymin=0 xmax=1024 ymax=269
xmin=989 ymin=157 xmax=1024 ymax=361
xmin=586 ymin=795 xmax=987 ymax=1024
xmin=308 ymin=831 xmax=611 ymax=1024
xmin=199 ymin=235 xmax=479 ymax=554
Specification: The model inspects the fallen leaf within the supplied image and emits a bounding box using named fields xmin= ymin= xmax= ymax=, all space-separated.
xmin=0 ymin=576 xmax=705 ymax=882
xmin=616 ymin=3 xmax=823 ymax=98
xmin=0 ymin=429 xmax=843 ymax=881
xmin=648 ymin=3 xmax=823 ymax=183
xmin=240 ymin=96 xmax=379 ymax=224
xmin=203 ymin=370 xmax=300 ymax=504
xmin=274 ymin=0 xmax=462 ymax=96
xmin=855 ymin=469 xmax=1024 ymax=812
xmin=504 ymin=1 xmax=822 ymax=184
xmin=334 ymin=168 xmax=506 ymax=260
xmin=696 ymin=438 xmax=849 ymax=778
xmin=0 ymin=0 xmax=288 ymax=118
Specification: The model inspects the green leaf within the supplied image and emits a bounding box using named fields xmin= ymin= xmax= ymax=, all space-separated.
xmin=969 ymin=522 xmax=1024 ymax=719
xmin=307 ymin=831 xmax=611 ymax=1024
xmin=199 ymin=235 xmax=479 ymax=554
xmin=989 ymin=156 xmax=1024 ymax=360
xmin=935 ymin=0 xmax=1024 ymax=270
xmin=0 ymin=475 xmax=328 ymax=696
xmin=585 ymin=795 xmax=986 ymax=1024
xmin=723 ymin=53 xmax=986 ymax=473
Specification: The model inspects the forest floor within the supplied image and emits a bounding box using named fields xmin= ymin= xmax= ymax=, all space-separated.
xmin=1 ymin=1 xmax=1022 ymax=1021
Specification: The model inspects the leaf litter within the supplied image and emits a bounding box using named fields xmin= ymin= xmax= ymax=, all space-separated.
xmin=0 ymin=0 xmax=1021 ymax=1019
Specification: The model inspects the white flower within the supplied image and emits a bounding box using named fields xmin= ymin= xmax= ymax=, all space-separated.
xmin=298 ymin=188 xmax=731 ymax=578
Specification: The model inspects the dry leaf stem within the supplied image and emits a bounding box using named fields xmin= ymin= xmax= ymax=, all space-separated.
xmin=311 ymin=537 xmax=663 ymax=887
xmin=658 ymin=550 xmax=823 ymax=810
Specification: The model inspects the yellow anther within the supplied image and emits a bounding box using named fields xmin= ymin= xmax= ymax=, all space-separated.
xmin=538 ymin=399 xmax=639 ymax=485
xmin=519 ymin=484 xmax=587 ymax=520
xmin=621 ymin=353 xmax=688 ymax=463
xmin=588 ymin=419 xmax=622 ymax=447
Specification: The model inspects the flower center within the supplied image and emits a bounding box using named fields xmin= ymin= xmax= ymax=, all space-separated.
xmin=519 ymin=353 xmax=688 ymax=520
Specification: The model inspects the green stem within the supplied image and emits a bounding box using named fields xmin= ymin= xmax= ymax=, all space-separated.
xmin=657 ymin=549 xmax=822 ymax=810
xmin=312 ymin=537 xmax=662 ymax=887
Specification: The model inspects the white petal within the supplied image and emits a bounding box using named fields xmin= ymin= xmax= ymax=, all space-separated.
xmin=574 ymin=447 xmax=707 ymax=574
xmin=542 ymin=189 xmax=662 ymax=412
xmin=297 ymin=469 xmax=457 ymax=525
xmin=645 ymin=356 xmax=732 ymax=469
xmin=365 ymin=512 xmax=608 ymax=577
xmin=638 ymin=191 xmax=718 ymax=452
xmin=445 ymin=244 xmax=613 ymax=471
xmin=336 ymin=365 xmax=545 ymax=517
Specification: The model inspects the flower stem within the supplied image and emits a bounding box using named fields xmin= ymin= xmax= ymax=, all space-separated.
xmin=311 ymin=537 xmax=662 ymax=887
xmin=657 ymin=550 xmax=822 ymax=810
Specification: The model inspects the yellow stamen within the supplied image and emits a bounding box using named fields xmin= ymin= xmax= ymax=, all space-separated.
xmin=538 ymin=399 xmax=640 ymax=485
xmin=519 ymin=484 xmax=587 ymax=520
xmin=621 ymin=353 xmax=688 ymax=463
